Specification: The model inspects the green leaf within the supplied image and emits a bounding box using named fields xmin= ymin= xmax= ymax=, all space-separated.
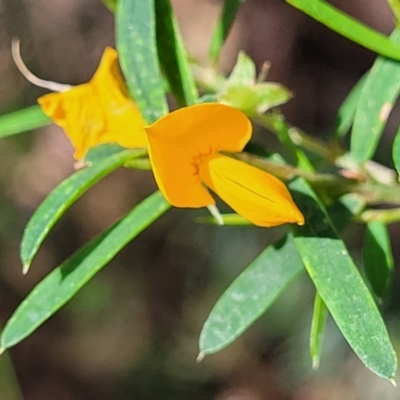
xmin=0 ymin=106 xmax=51 ymax=139
xmin=309 ymin=293 xmax=327 ymax=370
xmin=227 ymin=52 xmax=256 ymax=86
xmin=83 ymin=143 xmax=129 ymax=164
xmin=334 ymin=74 xmax=367 ymax=139
xmin=220 ymin=52 xmax=292 ymax=114
xmin=198 ymin=234 xmax=304 ymax=357
xmin=1 ymin=191 xmax=169 ymax=352
xmin=290 ymin=177 xmax=397 ymax=380
xmin=116 ymin=0 xmax=168 ymax=123
xmin=351 ymin=30 xmax=400 ymax=162
xmin=155 ymin=0 xmax=198 ymax=106
xmin=0 ymin=348 xmax=24 ymax=400
xmin=221 ymin=84 xmax=292 ymax=115
xmin=326 ymin=193 xmax=365 ymax=233
xmin=309 ymin=193 xmax=362 ymax=370
xmin=198 ymin=94 xmax=218 ymax=104
xmin=21 ymin=149 xmax=146 ymax=272
xmin=392 ymin=125 xmax=400 ymax=175
xmin=363 ymin=221 xmax=394 ymax=299
xmin=286 ymin=0 xmax=400 ymax=60
xmin=209 ymin=0 xmax=245 ymax=63
xmin=387 ymin=0 xmax=400 ymax=24
xmin=101 ymin=0 xmax=117 ymax=12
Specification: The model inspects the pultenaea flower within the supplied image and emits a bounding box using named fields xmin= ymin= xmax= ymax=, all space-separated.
xmin=145 ymin=103 xmax=305 ymax=227
xmin=37 ymin=47 xmax=147 ymax=160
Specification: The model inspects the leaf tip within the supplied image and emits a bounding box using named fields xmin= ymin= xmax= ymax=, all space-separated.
xmin=196 ymin=352 xmax=205 ymax=363
xmin=390 ymin=378 xmax=397 ymax=388
xmin=22 ymin=263 xmax=31 ymax=275
xmin=0 ymin=347 xmax=5 ymax=357
xmin=312 ymin=356 xmax=320 ymax=370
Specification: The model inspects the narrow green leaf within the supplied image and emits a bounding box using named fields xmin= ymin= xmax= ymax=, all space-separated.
xmin=0 ymin=347 xmax=24 ymax=400
xmin=1 ymin=191 xmax=169 ymax=352
xmin=83 ymin=143 xmax=129 ymax=164
xmin=286 ymin=0 xmax=400 ymax=60
xmin=116 ymin=0 xmax=168 ymax=123
xmin=101 ymin=0 xmax=117 ymax=12
xmin=0 ymin=106 xmax=51 ymax=138
xmin=21 ymin=149 xmax=146 ymax=272
xmin=326 ymin=193 xmax=365 ymax=233
xmin=351 ymin=30 xmax=400 ymax=162
xmin=155 ymin=0 xmax=198 ymax=106
xmin=290 ymin=177 xmax=397 ymax=380
xmin=209 ymin=0 xmax=245 ymax=63
xmin=387 ymin=0 xmax=400 ymax=24
xmin=392 ymin=125 xmax=400 ymax=175
xmin=309 ymin=190 xmax=359 ymax=372
xmin=198 ymin=234 xmax=304 ymax=358
xmin=309 ymin=293 xmax=327 ymax=370
xmin=363 ymin=221 xmax=394 ymax=299
xmin=334 ymin=74 xmax=367 ymax=139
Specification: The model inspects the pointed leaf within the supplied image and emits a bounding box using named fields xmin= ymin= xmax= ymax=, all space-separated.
xmin=199 ymin=234 xmax=304 ymax=357
xmin=310 ymin=193 xmax=361 ymax=370
xmin=21 ymin=149 xmax=146 ymax=271
xmin=155 ymin=0 xmax=198 ymax=106
xmin=83 ymin=143 xmax=130 ymax=164
xmin=290 ymin=177 xmax=397 ymax=380
xmin=392 ymin=127 xmax=400 ymax=175
xmin=334 ymin=74 xmax=367 ymax=139
xmin=101 ymin=0 xmax=117 ymax=12
xmin=227 ymin=52 xmax=256 ymax=87
xmin=351 ymin=29 xmax=400 ymax=162
xmin=309 ymin=293 xmax=327 ymax=370
xmin=363 ymin=221 xmax=394 ymax=299
xmin=387 ymin=0 xmax=400 ymax=23
xmin=0 ymin=106 xmax=51 ymax=138
xmin=209 ymin=0 xmax=245 ymax=63
xmin=116 ymin=0 xmax=168 ymax=123
xmin=1 ymin=191 xmax=169 ymax=352
xmin=286 ymin=0 xmax=400 ymax=60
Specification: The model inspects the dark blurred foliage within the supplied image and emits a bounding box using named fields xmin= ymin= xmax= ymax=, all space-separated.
xmin=0 ymin=0 xmax=399 ymax=399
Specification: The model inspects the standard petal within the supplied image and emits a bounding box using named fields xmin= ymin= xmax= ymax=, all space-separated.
xmin=144 ymin=103 xmax=252 ymax=207
xmin=200 ymin=154 xmax=305 ymax=227
xmin=38 ymin=47 xmax=147 ymax=160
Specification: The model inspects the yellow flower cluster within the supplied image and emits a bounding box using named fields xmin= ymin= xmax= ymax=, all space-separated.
xmin=38 ymin=47 xmax=304 ymax=228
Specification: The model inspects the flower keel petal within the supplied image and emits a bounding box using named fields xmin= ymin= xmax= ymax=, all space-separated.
xmin=200 ymin=154 xmax=305 ymax=227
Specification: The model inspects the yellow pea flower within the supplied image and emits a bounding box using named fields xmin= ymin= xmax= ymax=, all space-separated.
xmin=37 ymin=47 xmax=147 ymax=160
xmin=145 ymin=103 xmax=305 ymax=227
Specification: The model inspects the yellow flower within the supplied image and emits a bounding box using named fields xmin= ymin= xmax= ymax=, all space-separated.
xmin=145 ymin=103 xmax=305 ymax=227
xmin=38 ymin=47 xmax=147 ymax=160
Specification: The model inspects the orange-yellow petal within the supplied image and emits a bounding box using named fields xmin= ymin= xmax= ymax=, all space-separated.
xmin=199 ymin=154 xmax=305 ymax=227
xmin=38 ymin=47 xmax=147 ymax=160
xmin=144 ymin=103 xmax=252 ymax=207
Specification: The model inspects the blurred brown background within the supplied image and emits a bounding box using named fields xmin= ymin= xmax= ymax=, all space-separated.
xmin=0 ymin=0 xmax=399 ymax=399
